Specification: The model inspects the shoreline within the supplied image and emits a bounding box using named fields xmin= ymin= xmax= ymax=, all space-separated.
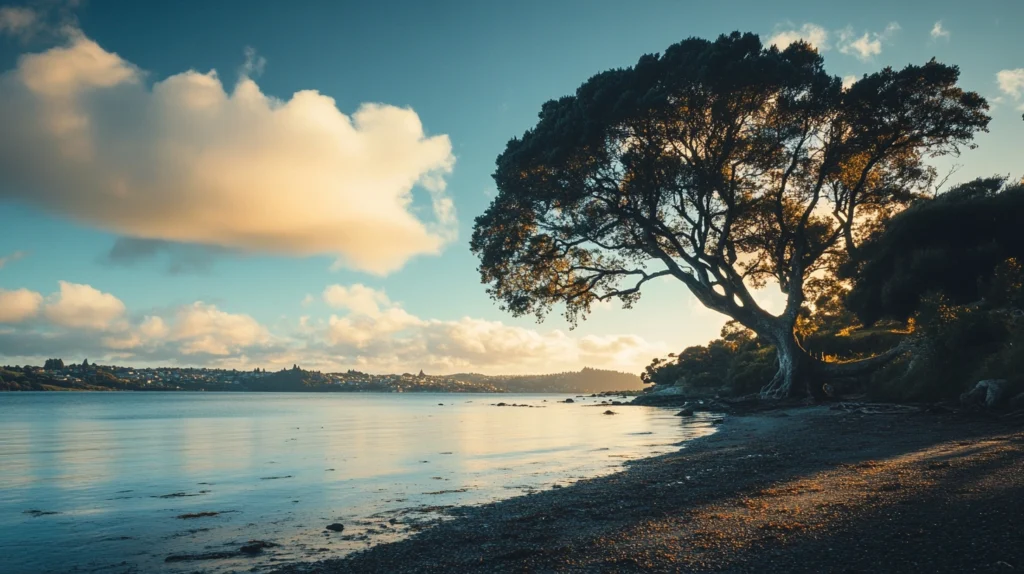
xmin=275 ymin=405 xmax=1023 ymax=573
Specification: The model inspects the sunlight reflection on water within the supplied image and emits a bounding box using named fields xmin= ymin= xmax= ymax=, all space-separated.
xmin=0 ymin=392 xmax=716 ymax=573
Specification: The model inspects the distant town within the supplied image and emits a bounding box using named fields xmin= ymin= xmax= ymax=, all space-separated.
xmin=0 ymin=359 xmax=646 ymax=394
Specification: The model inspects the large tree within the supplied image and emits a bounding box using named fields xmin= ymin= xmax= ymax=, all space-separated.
xmin=471 ymin=32 xmax=989 ymax=398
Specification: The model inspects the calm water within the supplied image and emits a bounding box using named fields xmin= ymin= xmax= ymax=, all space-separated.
xmin=0 ymin=392 xmax=716 ymax=573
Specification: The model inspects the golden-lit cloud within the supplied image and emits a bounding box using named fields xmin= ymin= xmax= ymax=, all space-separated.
xmin=0 ymin=281 xmax=667 ymax=374
xmin=314 ymin=284 xmax=667 ymax=373
xmin=0 ymin=287 xmax=43 ymax=323
xmin=43 ymin=281 xmax=126 ymax=330
xmin=168 ymin=302 xmax=270 ymax=355
xmin=0 ymin=30 xmax=457 ymax=275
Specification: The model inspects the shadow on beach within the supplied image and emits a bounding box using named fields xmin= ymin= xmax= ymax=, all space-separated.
xmin=275 ymin=406 xmax=1024 ymax=573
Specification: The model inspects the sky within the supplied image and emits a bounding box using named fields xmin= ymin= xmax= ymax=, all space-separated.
xmin=0 ymin=0 xmax=1021 ymax=375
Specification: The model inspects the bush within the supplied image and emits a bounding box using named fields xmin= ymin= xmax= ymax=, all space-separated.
xmin=867 ymin=295 xmax=1013 ymax=401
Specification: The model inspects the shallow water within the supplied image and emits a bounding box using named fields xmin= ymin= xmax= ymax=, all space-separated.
xmin=0 ymin=392 xmax=716 ymax=573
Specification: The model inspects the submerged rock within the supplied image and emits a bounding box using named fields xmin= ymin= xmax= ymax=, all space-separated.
xmin=563 ymin=398 xmax=574 ymax=403
xmin=23 ymin=509 xmax=59 ymax=517
xmin=176 ymin=511 xmax=220 ymax=519
xmin=675 ymin=407 xmax=695 ymax=417
xmin=239 ymin=540 xmax=276 ymax=554
xmin=165 ymin=551 xmax=237 ymax=562
xmin=326 ymin=523 xmax=345 ymax=532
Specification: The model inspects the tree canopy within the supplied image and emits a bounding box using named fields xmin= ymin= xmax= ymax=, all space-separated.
xmin=846 ymin=177 xmax=1024 ymax=325
xmin=472 ymin=32 xmax=989 ymax=397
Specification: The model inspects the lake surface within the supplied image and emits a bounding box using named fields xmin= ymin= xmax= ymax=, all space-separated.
xmin=0 ymin=392 xmax=717 ymax=573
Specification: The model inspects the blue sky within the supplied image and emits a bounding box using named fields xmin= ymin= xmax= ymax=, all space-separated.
xmin=0 ymin=0 xmax=1021 ymax=374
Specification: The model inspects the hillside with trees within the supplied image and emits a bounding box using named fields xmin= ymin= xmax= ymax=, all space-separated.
xmin=449 ymin=367 xmax=644 ymax=393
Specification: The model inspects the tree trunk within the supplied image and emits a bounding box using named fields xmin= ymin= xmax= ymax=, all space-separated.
xmin=756 ymin=320 xmax=910 ymax=400
xmin=757 ymin=322 xmax=824 ymax=400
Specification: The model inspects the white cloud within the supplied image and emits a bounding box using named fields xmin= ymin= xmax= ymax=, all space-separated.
xmin=0 ymin=287 xmax=43 ymax=323
xmin=323 ymin=284 xmax=424 ymax=347
xmin=101 ymin=303 xmax=270 ymax=356
xmin=0 ymin=31 xmax=457 ymax=275
xmin=323 ymin=283 xmax=392 ymax=316
xmin=930 ymin=21 xmax=950 ymax=40
xmin=0 ymin=281 xmax=667 ymax=375
xmin=316 ymin=284 xmax=666 ymax=373
xmin=838 ymin=22 xmax=900 ymax=61
xmin=169 ymin=302 xmax=269 ymax=355
xmin=768 ymin=23 xmax=830 ymax=51
xmin=842 ymin=75 xmax=858 ymax=90
xmin=138 ymin=315 xmax=169 ymax=339
xmin=0 ymin=250 xmax=27 ymax=269
xmin=43 ymin=281 xmax=126 ymax=329
xmin=997 ymin=69 xmax=1024 ymax=99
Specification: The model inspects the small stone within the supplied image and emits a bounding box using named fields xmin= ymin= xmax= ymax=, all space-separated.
xmin=563 ymin=398 xmax=575 ymax=403
xmin=675 ymin=408 xmax=694 ymax=417
xmin=239 ymin=540 xmax=275 ymax=554
xmin=325 ymin=523 xmax=345 ymax=532
xmin=603 ymin=410 xmax=617 ymax=415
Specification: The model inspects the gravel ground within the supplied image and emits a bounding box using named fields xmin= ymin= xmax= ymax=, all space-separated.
xmin=275 ymin=406 xmax=1024 ymax=573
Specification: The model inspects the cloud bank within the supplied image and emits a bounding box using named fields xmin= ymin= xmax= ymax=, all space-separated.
xmin=0 ymin=281 xmax=666 ymax=375
xmin=309 ymin=284 xmax=665 ymax=374
xmin=0 ymin=29 xmax=457 ymax=274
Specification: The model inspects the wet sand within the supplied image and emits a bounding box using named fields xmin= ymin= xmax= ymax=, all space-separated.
xmin=276 ymin=406 xmax=1024 ymax=573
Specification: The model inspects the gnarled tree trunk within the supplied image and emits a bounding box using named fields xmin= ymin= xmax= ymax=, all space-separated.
xmin=757 ymin=321 xmax=823 ymax=400
xmin=754 ymin=317 xmax=910 ymax=401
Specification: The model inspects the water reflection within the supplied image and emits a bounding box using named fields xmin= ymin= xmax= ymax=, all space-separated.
xmin=0 ymin=392 xmax=715 ymax=573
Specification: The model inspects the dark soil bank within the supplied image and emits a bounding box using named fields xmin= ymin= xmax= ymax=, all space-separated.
xmin=276 ymin=407 xmax=1024 ymax=573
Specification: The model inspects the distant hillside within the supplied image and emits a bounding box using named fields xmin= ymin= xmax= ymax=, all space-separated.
xmin=2 ymin=363 xmax=640 ymax=394
xmin=447 ymin=367 xmax=645 ymax=393
xmin=246 ymin=367 xmax=331 ymax=392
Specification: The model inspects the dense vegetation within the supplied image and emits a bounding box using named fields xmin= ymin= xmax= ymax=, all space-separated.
xmin=643 ymin=178 xmax=1024 ymax=403
xmin=449 ymin=367 xmax=643 ymax=393
xmin=472 ymin=31 xmax=989 ymax=398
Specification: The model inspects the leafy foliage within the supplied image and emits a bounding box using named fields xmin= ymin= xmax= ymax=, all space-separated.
xmin=847 ymin=178 xmax=1024 ymax=325
xmin=472 ymin=31 xmax=988 ymax=341
xmin=641 ymin=321 xmax=776 ymax=396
